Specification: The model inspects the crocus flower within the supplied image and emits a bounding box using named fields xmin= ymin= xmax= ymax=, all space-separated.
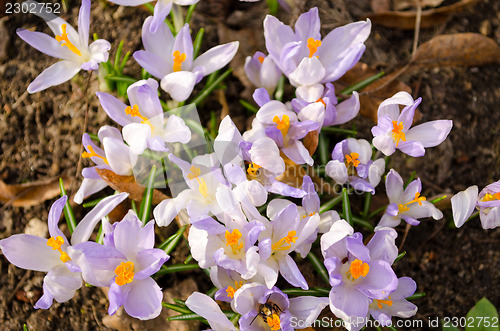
xmin=185 ymin=292 xmax=238 ymax=331
xmin=244 ymin=51 xmax=282 ymax=94
xmin=263 ymin=7 xmax=370 ymax=89
xmin=321 ymin=222 xmax=399 ymax=330
xmin=74 ymin=126 xmax=136 ymax=203
xmin=96 ymin=79 xmax=191 ymax=154
xmin=0 ymin=193 xmax=128 ymax=309
xmin=106 ymin=0 xmax=199 ymax=33
xmin=376 ymin=169 xmax=443 ymax=231
xmin=17 ymin=0 xmax=110 ymax=93
xmin=133 ymin=18 xmax=238 ymax=101
xmin=325 ymin=138 xmax=385 ymax=194
xmin=70 ymin=211 xmax=169 ymax=320
xmin=452 ymin=182 xmax=500 ymax=229
xmin=371 ymin=92 xmax=453 ymax=157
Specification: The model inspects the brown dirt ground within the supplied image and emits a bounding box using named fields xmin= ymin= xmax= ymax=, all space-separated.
xmin=0 ymin=0 xmax=499 ymax=330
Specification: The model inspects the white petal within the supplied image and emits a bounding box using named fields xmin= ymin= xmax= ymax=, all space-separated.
xmin=160 ymin=71 xmax=197 ymax=101
xmin=185 ymin=292 xmax=237 ymax=331
xmin=451 ymin=185 xmax=478 ymax=228
xmin=325 ymin=160 xmax=348 ymax=184
xmin=27 ymin=60 xmax=81 ymax=93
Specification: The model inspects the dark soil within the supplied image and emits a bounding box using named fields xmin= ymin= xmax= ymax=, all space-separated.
xmin=0 ymin=0 xmax=499 ymax=330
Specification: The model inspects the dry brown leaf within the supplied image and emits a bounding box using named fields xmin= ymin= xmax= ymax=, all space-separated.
xmin=365 ymin=0 xmax=479 ymax=30
xmin=95 ymin=168 xmax=168 ymax=204
xmin=394 ymin=0 xmax=446 ymax=11
xmin=371 ymin=0 xmax=391 ymax=13
xmin=303 ymin=130 xmax=319 ymax=156
xmin=0 ymin=176 xmax=72 ymax=207
xmin=410 ymin=33 xmax=500 ymax=67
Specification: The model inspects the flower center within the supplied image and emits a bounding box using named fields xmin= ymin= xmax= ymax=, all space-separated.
xmin=375 ymin=297 xmax=393 ymax=309
xmin=187 ymin=166 xmax=201 ymax=180
xmin=125 ymin=104 xmax=155 ymax=132
xmin=481 ymin=192 xmax=500 ymax=202
xmin=247 ymin=162 xmax=261 ymax=177
xmin=346 ymin=259 xmax=369 ymax=279
xmin=267 ymin=314 xmax=281 ymax=330
xmin=345 ymin=152 xmax=360 ymax=168
xmin=187 ymin=166 xmax=210 ymax=198
xmin=55 ymin=24 xmax=81 ymax=56
xmin=258 ymin=56 xmax=265 ymax=64
xmin=46 ymin=236 xmax=71 ymax=263
xmin=82 ymin=145 xmax=109 ymax=165
xmin=115 ymin=261 xmax=135 ymax=286
xmin=272 ymin=115 xmax=290 ymax=138
xmin=225 ymin=229 xmax=244 ymax=254
xmin=173 ymin=50 xmax=186 ymax=72
xmin=316 ymin=98 xmax=326 ymax=107
xmin=225 ymin=281 xmax=244 ymax=299
xmin=398 ymin=192 xmax=426 ymax=213
xmin=306 ymin=38 xmax=321 ymax=58
xmin=272 ymin=231 xmax=297 ymax=251
xmin=391 ymin=121 xmax=406 ymax=147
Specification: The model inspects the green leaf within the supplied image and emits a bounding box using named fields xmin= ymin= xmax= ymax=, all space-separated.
xmin=192 ymin=68 xmax=233 ymax=106
xmin=162 ymin=303 xmax=192 ymax=314
xmin=184 ymin=3 xmax=198 ymax=24
xmin=139 ymin=165 xmax=157 ymax=225
xmin=319 ymin=195 xmax=343 ymax=214
xmin=394 ymin=251 xmax=406 ymax=263
xmin=274 ymin=75 xmax=285 ymax=101
xmin=104 ymin=75 xmax=137 ymax=84
xmin=155 ymin=264 xmax=200 ymax=276
xmin=158 ymin=225 xmax=188 ymax=254
xmin=320 ymin=126 xmax=357 ymax=136
xmin=239 ymin=99 xmax=258 ymax=113
xmin=192 ymin=28 xmax=204 ymax=59
xmin=113 ymin=40 xmax=124 ymax=71
xmin=340 ymin=71 xmax=385 ymax=95
xmin=342 ymin=188 xmax=353 ymax=226
xmin=307 ymin=251 xmax=330 ymax=285
xmin=465 ymin=297 xmax=499 ymax=331
xmin=407 ymin=292 xmax=426 ymax=300
xmin=59 ymin=178 xmax=77 ymax=234
xmin=318 ymin=134 xmax=329 ymax=166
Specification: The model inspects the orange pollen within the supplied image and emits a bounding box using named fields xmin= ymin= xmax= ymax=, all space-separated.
xmin=115 ymin=261 xmax=135 ymax=286
xmin=272 ymin=114 xmax=290 ymax=138
xmin=47 ymin=236 xmax=71 ymax=263
xmin=258 ymin=56 xmax=265 ymax=64
xmin=247 ymin=163 xmax=261 ymax=176
xmin=267 ymin=314 xmax=281 ymax=330
xmin=347 ymin=259 xmax=370 ymax=279
xmin=316 ymin=98 xmax=326 ymax=107
xmin=225 ymin=229 xmax=244 ymax=254
xmin=345 ymin=152 xmax=360 ymax=168
xmin=226 ymin=281 xmax=244 ymax=299
xmin=272 ymin=231 xmax=297 ymax=251
xmin=307 ymin=38 xmax=322 ymax=58
xmin=398 ymin=192 xmax=427 ymax=213
xmin=391 ymin=121 xmax=406 ymax=147
xmin=482 ymin=192 xmax=500 ymax=202
xmin=302 ymin=212 xmax=316 ymax=219
xmin=55 ymin=24 xmax=81 ymax=56
xmin=125 ymin=104 xmax=154 ymax=131
xmin=82 ymin=145 xmax=109 ymax=165
xmin=173 ymin=50 xmax=186 ymax=72
xmin=187 ymin=166 xmax=201 ymax=180
xmin=376 ymin=297 xmax=393 ymax=309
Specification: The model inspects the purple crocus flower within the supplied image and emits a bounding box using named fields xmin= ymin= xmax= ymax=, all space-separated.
xmin=96 ymin=79 xmax=191 ymax=155
xmin=244 ymin=51 xmax=282 ymax=94
xmin=71 ymin=211 xmax=169 ymax=320
xmin=17 ymin=0 xmax=110 ymax=93
xmin=371 ymin=92 xmax=453 ymax=157
xmin=0 ymin=193 xmax=128 ymax=309
xmin=106 ymin=0 xmax=199 ymax=33
xmin=376 ymin=169 xmax=443 ymax=230
xmin=452 ymin=181 xmax=500 ymax=229
xmin=263 ymin=7 xmax=370 ymax=88
xmin=133 ymin=18 xmax=238 ymax=101
xmin=325 ymin=138 xmax=385 ymax=194
xmin=321 ymin=222 xmax=399 ymax=330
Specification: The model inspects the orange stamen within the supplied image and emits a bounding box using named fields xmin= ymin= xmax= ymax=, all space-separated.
xmin=391 ymin=121 xmax=406 ymax=147
xmin=82 ymin=145 xmax=109 ymax=165
xmin=55 ymin=24 xmax=81 ymax=56
xmin=345 ymin=152 xmax=360 ymax=168
xmin=115 ymin=261 xmax=135 ymax=286
xmin=173 ymin=50 xmax=186 ymax=72
xmin=306 ymin=38 xmax=322 ymax=58
xmin=347 ymin=259 xmax=370 ymax=279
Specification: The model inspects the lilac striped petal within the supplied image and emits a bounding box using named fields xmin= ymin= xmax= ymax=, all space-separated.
xmin=282 ymin=140 xmax=314 ymax=165
xmin=173 ymin=24 xmax=194 ymax=69
xmin=40 ymin=265 xmax=82 ymax=304
xmin=263 ymin=14 xmax=295 ymax=63
xmin=102 ymin=138 xmax=133 ymax=176
xmin=83 ymin=39 xmax=111 ymax=71
xmin=253 ymin=87 xmax=271 ymax=107
xmin=329 ymin=283 xmax=369 ymax=321
xmin=356 ymin=260 xmax=398 ymax=299
xmin=127 ymin=79 xmax=162 ymax=119
xmin=321 ymin=43 xmax=366 ymax=83
xmin=331 ymin=91 xmax=360 ymax=125
xmin=47 ymin=196 xmax=68 ymax=240
xmin=17 ymin=29 xmax=73 ymax=60
xmin=186 ymin=292 xmax=237 ymax=331
xmin=142 ymin=16 xmax=173 ymax=63
xmin=373 ymin=134 xmax=396 ymax=156
xmin=366 ymin=228 xmax=398 ymax=264
xmin=451 ymin=185 xmax=478 ymax=228
xmin=78 ymin=0 xmax=90 ymax=47
xmin=95 ymin=91 xmax=130 ymax=126
xmin=406 ymin=120 xmax=453 ymax=147
xmin=108 ymin=282 xmax=129 ymax=316
xmin=288 ymin=120 xmax=319 ymax=140
xmin=133 ymin=50 xmax=170 ymax=79
xmin=151 ymin=0 xmax=173 ymax=34
xmin=294 ymin=7 xmax=321 ymax=41
xmin=385 ymin=169 xmax=403 ymax=203
xmin=397 ymin=140 xmax=425 ymax=157
xmin=289 ymin=296 xmax=329 ymax=326
xmin=289 ymin=57 xmax=325 ymax=86
xmin=249 ymin=136 xmax=284 ymax=174
xmin=280 ymin=255 xmax=308 ymax=289
xmin=73 ymin=176 xmax=108 ymax=204
xmin=398 ymin=97 xmax=421 ymax=130
xmin=193 ymin=42 xmax=239 ymax=76
xmin=265 ymin=126 xmax=285 ymax=147
xmin=378 ymin=91 xmax=414 ymax=121
xmin=27 ymin=60 xmax=80 ymax=93
xmin=480 ymin=207 xmax=500 ymax=229
xmin=134 ymin=248 xmax=169 ymax=279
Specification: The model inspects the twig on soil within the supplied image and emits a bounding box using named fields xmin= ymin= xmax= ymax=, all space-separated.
xmin=412 ymin=0 xmax=423 ymax=57
xmin=399 ymin=223 xmax=412 ymax=251
xmin=8 ymin=270 xmax=32 ymax=303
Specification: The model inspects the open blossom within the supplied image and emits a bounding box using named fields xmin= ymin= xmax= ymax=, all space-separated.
xmin=0 ymin=193 xmax=128 ymax=309
xmin=70 ymin=211 xmax=169 ymax=320
xmin=133 ymin=18 xmax=238 ymax=101
xmin=452 ymin=182 xmax=500 ymax=229
xmin=244 ymin=51 xmax=282 ymax=94
xmin=264 ymin=7 xmax=370 ymax=89
xmin=371 ymin=92 xmax=453 ymax=157
xmin=326 ymin=138 xmax=385 ymax=194
xmin=96 ymin=79 xmax=191 ymax=154
xmin=376 ymin=169 xmax=443 ymax=231
xmin=17 ymin=0 xmax=110 ymax=93
xmin=75 ymin=126 xmax=136 ymax=203
xmin=321 ymin=222 xmax=399 ymax=330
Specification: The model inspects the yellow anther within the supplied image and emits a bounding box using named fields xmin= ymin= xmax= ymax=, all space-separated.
xmin=247 ymin=163 xmax=261 ymax=176
xmin=347 ymin=259 xmax=370 ymax=279
xmin=272 ymin=231 xmax=297 ymax=251
xmin=82 ymin=145 xmax=110 ymax=165
xmin=226 ymin=281 xmax=244 ymax=299
xmin=482 ymin=192 xmax=500 ymax=202
xmin=124 ymin=104 xmax=154 ymax=132
xmin=391 ymin=121 xmax=406 ymax=147
xmin=187 ymin=166 xmax=201 ymax=180
xmin=306 ymin=38 xmax=322 ymax=58
xmin=55 ymin=24 xmax=81 ymax=56
xmin=115 ymin=261 xmax=135 ymax=286
xmin=273 ymin=114 xmax=290 ymax=138
xmin=47 ymin=236 xmax=72 ymax=263
xmin=302 ymin=212 xmax=316 ymax=219
xmin=267 ymin=313 xmax=281 ymax=330
xmin=258 ymin=56 xmax=265 ymax=64
xmin=225 ymin=229 xmax=244 ymax=254
xmin=398 ymin=192 xmax=427 ymax=213
xmin=198 ymin=178 xmax=209 ymax=198
xmin=345 ymin=152 xmax=361 ymax=168
xmin=376 ymin=297 xmax=393 ymax=309
xmin=173 ymin=50 xmax=186 ymax=72
xmin=316 ymin=98 xmax=326 ymax=107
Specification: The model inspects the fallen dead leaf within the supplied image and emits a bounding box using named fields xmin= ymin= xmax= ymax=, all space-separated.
xmin=364 ymin=0 xmax=479 ymax=30
xmin=394 ymin=0 xmax=446 ymax=11
xmin=371 ymin=0 xmax=391 ymax=13
xmin=303 ymin=130 xmax=319 ymax=156
xmin=0 ymin=176 xmax=72 ymax=207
